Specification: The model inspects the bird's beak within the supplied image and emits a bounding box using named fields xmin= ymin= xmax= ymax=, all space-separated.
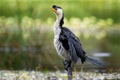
xmin=51 ymin=8 xmax=57 ymax=13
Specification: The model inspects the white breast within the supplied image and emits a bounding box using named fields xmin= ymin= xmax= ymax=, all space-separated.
xmin=53 ymin=18 xmax=70 ymax=60
xmin=54 ymin=37 xmax=70 ymax=60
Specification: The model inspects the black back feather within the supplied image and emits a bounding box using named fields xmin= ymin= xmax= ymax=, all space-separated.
xmin=59 ymin=27 xmax=86 ymax=63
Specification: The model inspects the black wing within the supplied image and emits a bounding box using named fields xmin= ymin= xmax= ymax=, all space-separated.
xmin=59 ymin=27 xmax=86 ymax=63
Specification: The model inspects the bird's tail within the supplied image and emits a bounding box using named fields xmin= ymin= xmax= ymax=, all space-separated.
xmin=86 ymin=56 xmax=106 ymax=67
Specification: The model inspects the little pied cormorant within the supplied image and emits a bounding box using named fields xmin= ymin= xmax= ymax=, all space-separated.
xmin=52 ymin=5 xmax=105 ymax=71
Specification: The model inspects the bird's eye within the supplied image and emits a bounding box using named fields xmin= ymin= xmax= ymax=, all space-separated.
xmin=55 ymin=8 xmax=57 ymax=10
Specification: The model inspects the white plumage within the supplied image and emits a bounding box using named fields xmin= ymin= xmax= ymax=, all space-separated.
xmin=53 ymin=11 xmax=70 ymax=60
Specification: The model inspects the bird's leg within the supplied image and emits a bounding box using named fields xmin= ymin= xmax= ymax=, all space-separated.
xmin=63 ymin=60 xmax=72 ymax=80
xmin=67 ymin=66 xmax=72 ymax=80
xmin=63 ymin=60 xmax=71 ymax=71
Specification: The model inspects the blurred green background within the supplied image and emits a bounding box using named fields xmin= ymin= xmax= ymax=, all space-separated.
xmin=0 ymin=0 xmax=120 ymax=71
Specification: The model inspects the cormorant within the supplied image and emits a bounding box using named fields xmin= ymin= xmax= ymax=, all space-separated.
xmin=52 ymin=5 xmax=105 ymax=72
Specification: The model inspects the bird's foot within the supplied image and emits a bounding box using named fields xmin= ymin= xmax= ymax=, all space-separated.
xmin=63 ymin=60 xmax=71 ymax=71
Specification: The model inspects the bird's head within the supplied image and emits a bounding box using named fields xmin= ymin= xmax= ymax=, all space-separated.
xmin=52 ymin=5 xmax=63 ymax=16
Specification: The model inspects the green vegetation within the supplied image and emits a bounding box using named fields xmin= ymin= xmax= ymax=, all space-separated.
xmin=0 ymin=0 xmax=120 ymax=22
xmin=0 ymin=0 xmax=120 ymax=70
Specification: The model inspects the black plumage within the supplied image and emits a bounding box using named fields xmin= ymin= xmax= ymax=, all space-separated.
xmin=59 ymin=27 xmax=86 ymax=63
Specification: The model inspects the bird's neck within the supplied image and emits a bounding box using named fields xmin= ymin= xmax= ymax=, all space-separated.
xmin=55 ymin=14 xmax=64 ymax=28
xmin=54 ymin=14 xmax=64 ymax=37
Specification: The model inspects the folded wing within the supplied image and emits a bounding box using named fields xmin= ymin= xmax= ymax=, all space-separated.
xmin=59 ymin=27 xmax=86 ymax=63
